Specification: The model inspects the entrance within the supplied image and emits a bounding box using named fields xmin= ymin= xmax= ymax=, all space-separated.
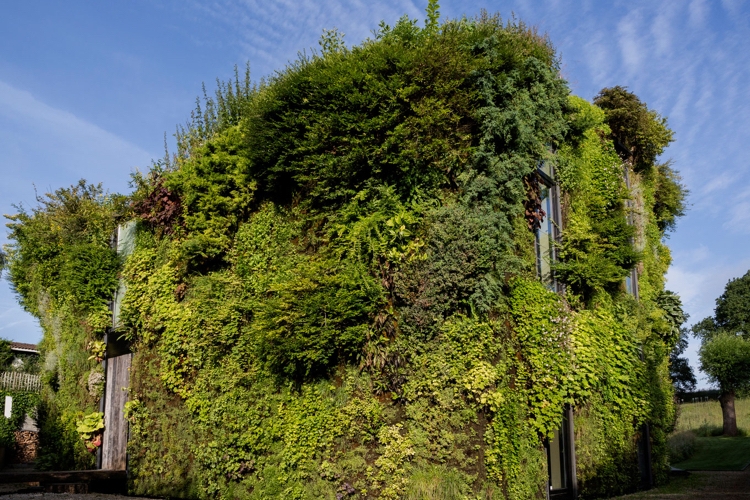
xmin=547 ymin=406 xmax=577 ymax=499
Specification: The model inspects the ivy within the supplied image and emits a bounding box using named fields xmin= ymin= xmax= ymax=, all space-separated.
xmin=0 ymin=390 xmax=41 ymax=448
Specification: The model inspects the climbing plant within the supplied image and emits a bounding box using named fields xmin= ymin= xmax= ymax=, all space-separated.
xmin=4 ymin=4 xmax=686 ymax=499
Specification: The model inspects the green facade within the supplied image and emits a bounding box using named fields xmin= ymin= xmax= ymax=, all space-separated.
xmin=4 ymin=11 xmax=686 ymax=499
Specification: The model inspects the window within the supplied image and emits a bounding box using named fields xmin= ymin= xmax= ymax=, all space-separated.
xmin=533 ymin=164 xmax=577 ymax=499
xmin=535 ymin=162 xmax=562 ymax=292
xmin=622 ymin=166 xmax=639 ymax=298
xmin=547 ymin=406 xmax=578 ymax=499
xmin=548 ymin=424 xmax=568 ymax=490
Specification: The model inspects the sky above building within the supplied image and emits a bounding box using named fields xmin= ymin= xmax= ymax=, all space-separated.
xmin=1 ymin=0 xmax=748 ymax=387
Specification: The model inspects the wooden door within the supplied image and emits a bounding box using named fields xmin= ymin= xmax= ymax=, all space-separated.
xmin=101 ymin=353 xmax=132 ymax=470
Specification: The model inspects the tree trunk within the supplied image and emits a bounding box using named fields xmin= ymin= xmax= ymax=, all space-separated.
xmin=720 ymin=389 xmax=738 ymax=436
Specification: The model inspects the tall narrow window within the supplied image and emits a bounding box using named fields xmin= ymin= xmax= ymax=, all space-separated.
xmin=548 ymin=424 xmax=568 ymax=490
xmin=535 ymin=162 xmax=561 ymax=292
xmin=622 ymin=166 xmax=639 ymax=299
xmin=534 ymin=163 xmax=577 ymax=499
xmin=547 ymin=406 xmax=578 ymax=499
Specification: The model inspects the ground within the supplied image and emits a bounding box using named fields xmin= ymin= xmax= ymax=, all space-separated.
xmin=0 ymin=495 xmax=152 ymax=500
xmin=0 ymin=472 xmax=749 ymax=499
xmin=616 ymin=468 xmax=750 ymax=500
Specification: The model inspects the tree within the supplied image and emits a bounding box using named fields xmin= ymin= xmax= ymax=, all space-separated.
xmin=693 ymin=270 xmax=750 ymax=340
xmin=715 ymin=270 xmax=750 ymax=336
xmin=655 ymin=290 xmax=696 ymax=393
xmin=593 ymin=86 xmax=673 ymax=173
xmin=699 ymin=334 xmax=750 ymax=436
xmin=0 ymin=339 xmax=12 ymax=372
xmin=670 ymin=328 xmax=696 ymax=394
xmin=694 ymin=270 xmax=750 ymax=436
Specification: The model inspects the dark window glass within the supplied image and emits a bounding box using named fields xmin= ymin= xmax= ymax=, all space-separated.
xmin=535 ymin=164 xmax=560 ymax=292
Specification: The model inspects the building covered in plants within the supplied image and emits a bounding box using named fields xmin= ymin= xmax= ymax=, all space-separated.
xmin=3 ymin=7 xmax=688 ymax=500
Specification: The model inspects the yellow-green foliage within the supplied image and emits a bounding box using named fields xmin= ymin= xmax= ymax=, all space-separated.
xmin=556 ymin=96 xmax=638 ymax=300
xmin=4 ymin=7 xmax=687 ymax=500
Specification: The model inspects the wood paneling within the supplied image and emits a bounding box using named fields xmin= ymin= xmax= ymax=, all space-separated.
xmin=101 ymin=353 xmax=131 ymax=471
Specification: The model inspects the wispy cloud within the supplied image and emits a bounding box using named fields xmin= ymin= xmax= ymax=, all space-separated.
xmin=582 ymin=31 xmax=612 ymax=88
xmin=182 ymin=0 xmax=423 ymax=78
xmin=700 ymin=172 xmax=733 ymax=197
xmin=689 ymin=0 xmax=709 ymax=28
xmin=0 ymin=80 xmax=153 ymax=175
xmin=667 ymin=257 xmax=750 ymax=325
xmin=0 ymin=80 xmax=155 ymax=243
xmin=616 ymin=13 xmax=644 ymax=76
xmin=721 ymin=0 xmax=744 ymax=17
xmin=666 ymin=256 xmax=750 ymax=388
xmin=650 ymin=2 xmax=678 ymax=57
xmin=0 ymin=283 xmax=40 ymax=343
xmin=724 ymin=199 xmax=750 ymax=233
xmin=0 ymin=318 xmax=35 ymax=332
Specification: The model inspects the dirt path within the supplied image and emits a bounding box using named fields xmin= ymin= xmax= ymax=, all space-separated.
xmin=616 ymin=467 xmax=750 ymax=499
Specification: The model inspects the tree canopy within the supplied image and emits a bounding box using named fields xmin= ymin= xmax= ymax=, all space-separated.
xmin=694 ymin=270 xmax=750 ymax=339
xmin=699 ymin=333 xmax=750 ymax=392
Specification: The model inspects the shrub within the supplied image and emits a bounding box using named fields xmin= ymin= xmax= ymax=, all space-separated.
xmin=667 ymin=430 xmax=696 ymax=463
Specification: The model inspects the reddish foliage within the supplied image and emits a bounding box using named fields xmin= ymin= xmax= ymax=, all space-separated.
xmin=524 ymin=173 xmax=546 ymax=231
xmin=132 ymin=177 xmax=182 ymax=234
xmin=174 ymin=283 xmax=188 ymax=302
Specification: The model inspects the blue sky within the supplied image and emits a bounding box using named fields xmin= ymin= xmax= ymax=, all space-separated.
xmin=1 ymin=1 xmax=749 ymax=387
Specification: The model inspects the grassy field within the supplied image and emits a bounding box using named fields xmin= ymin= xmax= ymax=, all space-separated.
xmin=671 ymin=437 xmax=750 ymax=471
xmin=613 ymin=400 xmax=750 ymax=499
xmin=614 ymin=469 xmax=750 ymax=499
xmin=668 ymin=398 xmax=750 ymax=471
xmin=674 ymin=398 xmax=750 ymax=434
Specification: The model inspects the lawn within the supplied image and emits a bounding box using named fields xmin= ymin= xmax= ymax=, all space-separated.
xmin=614 ymin=400 xmax=750 ymax=499
xmin=674 ymin=398 xmax=750 ymax=434
xmin=613 ymin=469 xmax=750 ymax=499
xmin=668 ymin=398 xmax=750 ymax=471
xmin=671 ymin=437 xmax=750 ymax=471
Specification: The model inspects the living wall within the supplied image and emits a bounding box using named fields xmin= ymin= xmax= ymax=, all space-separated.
xmin=4 ymin=4 xmax=687 ymax=499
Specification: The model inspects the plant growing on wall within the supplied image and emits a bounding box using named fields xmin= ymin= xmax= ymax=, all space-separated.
xmin=87 ymin=341 xmax=106 ymax=363
xmin=4 ymin=181 xmax=125 ymax=470
xmin=0 ymin=390 xmax=42 ymax=451
xmin=76 ymin=411 xmax=104 ymax=453
xmin=4 ymin=3 xmax=687 ymax=498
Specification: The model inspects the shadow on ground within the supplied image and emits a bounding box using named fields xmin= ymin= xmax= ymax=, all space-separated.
xmin=615 ymin=468 xmax=750 ymax=500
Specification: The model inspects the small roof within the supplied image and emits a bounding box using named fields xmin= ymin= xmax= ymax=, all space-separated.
xmin=10 ymin=342 xmax=39 ymax=353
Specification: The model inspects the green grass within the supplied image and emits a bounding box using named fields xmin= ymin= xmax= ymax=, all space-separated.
xmin=674 ymin=398 xmax=750 ymax=434
xmin=612 ymin=470 xmax=736 ymax=499
xmin=671 ymin=437 xmax=750 ymax=471
xmin=667 ymin=398 xmax=750 ymax=470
